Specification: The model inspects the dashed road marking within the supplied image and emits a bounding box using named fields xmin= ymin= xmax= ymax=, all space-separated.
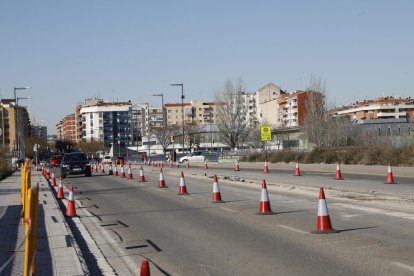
xmin=341 ymin=213 xmax=364 ymax=218
xmin=334 ymin=203 xmax=414 ymax=221
xmin=391 ymin=262 xmax=414 ymax=273
xmin=220 ymin=207 xmax=237 ymax=213
xmin=180 ymin=195 xmax=192 ymax=200
xmin=278 ymin=224 xmax=308 ymax=234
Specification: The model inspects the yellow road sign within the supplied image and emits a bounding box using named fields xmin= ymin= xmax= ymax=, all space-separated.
xmin=260 ymin=125 xmax=272 ymax=141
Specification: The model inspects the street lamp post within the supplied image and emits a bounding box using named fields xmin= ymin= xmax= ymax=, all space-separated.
xmin=170 ymin=83 xmax=184 ymax=153
xmin=13 ymin=86 xmax=31 ymax=159
xmin=118 ymin=133 xmax=121 ymax=157
xmin=209 ymin=112 xmax=213 ymax=150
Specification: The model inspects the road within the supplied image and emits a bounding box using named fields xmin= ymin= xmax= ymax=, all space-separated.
xmin=51 ymin=162 xmax=414 ymax=275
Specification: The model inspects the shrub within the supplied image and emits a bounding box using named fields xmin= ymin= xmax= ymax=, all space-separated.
xmin=241 ymin=146 xmax=414 ymax=166
xmin=0 ymin=154 xmax=12 ymax=180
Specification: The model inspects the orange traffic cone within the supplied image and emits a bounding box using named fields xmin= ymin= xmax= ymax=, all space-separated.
xmin=50 ymin=172 xmax=57 ymax=186
xmin=57 ymin=179 xmax=65 ymax=199
xmin=312 ymin=187 xmax=339 ymax=234
xmin=263 ymin=160 xmax=269 ymax=173
xmin=178 ymin=171 xmax=188 ymax=195
xmin=140 ymin=260 xmax=150 ymax=276
xmin=158 ymin=168 xmax=167 ymax=188
xmin=335 ymin=162 xmax=343 ymax=180
xmin=46 ymin=168 xmax=50 ymax=179
xmin=139 ymin=166 xmax=146 ymax=182
xmin=235 ymin=160 xmax=240 ymax=171
xmin=113 ymin=165 xmax=118 ymax=176
xmin=204 ymin=159 xmax=209 ymax=170
xmin=257 ymin=180 xmax=273 ymax=215
xmin=185 ymin=160 xmax=190 ymax=169
xmin=120 ymin=165 xmax=126 ymax=178
xmin=176 ymin=161 xmax=180 ymax=168
xmin=294 ymin=160 xmax=301 ymax=176
xmin=385 ymin=162 xmax=395 ymax=184
xmin=65 ymin=186 xmax=77 ymax=217
xmin=212 ymin=175 xmax=224 ymax=203
xmin=127 ymin=165 xmax=133 ymax=179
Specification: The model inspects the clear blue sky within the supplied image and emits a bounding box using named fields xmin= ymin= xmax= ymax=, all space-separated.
xmin=1 ymin=0 xmax=413 ymax=134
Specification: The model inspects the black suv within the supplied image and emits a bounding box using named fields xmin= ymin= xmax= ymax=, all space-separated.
xmin=60 ymin=152 xmax=91 ymax=178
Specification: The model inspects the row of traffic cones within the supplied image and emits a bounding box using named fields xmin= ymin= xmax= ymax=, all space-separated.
xmin=133 ymin=166 xmax=340 ymax=233
xmin=257 ymin=179 xmax=338 ymax=233
xmin=262 ymin=160 xmax=396 ymax=183
xmin=44 ymin=172 xmax=77 ymax=217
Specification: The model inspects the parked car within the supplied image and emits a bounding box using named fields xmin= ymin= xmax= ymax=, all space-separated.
xmin=50 ymin=155 xmax=62 ymax=167
xmin=178 ymin=151 xmax=219 ymax=163
xmin=60 ymin=152 xmax=91 ymax=178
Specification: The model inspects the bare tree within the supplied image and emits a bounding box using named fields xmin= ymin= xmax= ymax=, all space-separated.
xmin=25 ymin=136 xmax=47 ymax=159
xmin=302 ymin=77 xmax=327 ymax=147
xmin=76 ymin=141 xmax=104 ymax=156
xmin=150 ymin=124 xmax=180 ymax=153
xmin=184 ymin=121 xmax=204 ymax=150
xmin=303 ymin=77 xmax=352 ymax=147
xmin=215 ymin=79 xmax=250 ymax=150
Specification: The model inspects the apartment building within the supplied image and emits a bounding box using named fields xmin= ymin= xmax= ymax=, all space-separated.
xmin=56 ymin=114 xmax=76 ymax=143
xmin=0 ymin=100 xmax=30 ymax=157
xmin=165 ymin=100 xmax=221 ymax=126
xmin=278 ymin=90 xmax=321 ymax=127
xmin=240 ymin=92 xmax=257 ymax=126
xmin=334 ymin=96 xmax=414 ymax=121
xmin=139 ymin=103 xmax=164 ymax=130
xmin=255 ymin=83 xmax=286 ymax=127
xmin=80 ymin=101 xmax=133 ymax=148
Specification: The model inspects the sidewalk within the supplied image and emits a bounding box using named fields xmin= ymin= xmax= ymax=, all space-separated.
xmin=0 ymin=170 xmax=86 ymax=276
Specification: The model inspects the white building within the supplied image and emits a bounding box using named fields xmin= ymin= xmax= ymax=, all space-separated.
xmin=80 ymin=102 xmax=133 ymax=149
xmin=254 ymin=83 xmax=285 ymax=128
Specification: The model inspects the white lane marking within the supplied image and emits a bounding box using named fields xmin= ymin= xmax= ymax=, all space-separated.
xmin=341 ymin=213 xmax=364 ymax=218
xmin=192 ymin=194 xmax=205 ymax=199
xmin=180 ymin=195 xmax=192 ymax=200
xmin=334 ymin=203 xmax=414 ymax=221
xmin=220 ymin=207 xmax=237 ymax=213
xmin=391 ymin=262 xmax=414 ymax=273
xmin=278 ymin=224 xmax=308 ymax=234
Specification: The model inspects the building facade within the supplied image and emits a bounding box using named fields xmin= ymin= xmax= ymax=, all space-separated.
xmin=80 ymin=101 xmax=133 ymax=149
xmin=0 ymin=100 xmax=30 ymax=157
xmin=56 ymin=114 xmax=76 ymax=143
xmin=334 ymin=96 xmax=414 ymax=122
xmin=165 ymin=100 xmax=220 ymax=126
xmin=278 ymin=90 xmax=321 ymax=127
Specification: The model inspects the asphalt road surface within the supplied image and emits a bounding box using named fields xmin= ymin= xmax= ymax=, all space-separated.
xmin=51 ymin=163 xmax=414 ymax=275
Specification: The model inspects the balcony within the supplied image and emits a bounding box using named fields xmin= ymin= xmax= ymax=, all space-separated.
xmin=377 ymin=111 xmax=406 ymax=118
